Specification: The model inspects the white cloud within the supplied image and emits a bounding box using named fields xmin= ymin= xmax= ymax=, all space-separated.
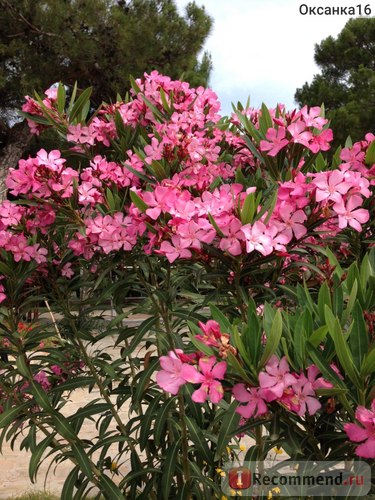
xmin=175 ymin=0 xmax=356 ymax=113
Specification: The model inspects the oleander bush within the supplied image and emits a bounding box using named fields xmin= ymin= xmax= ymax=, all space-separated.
xmin=0 ymin=73 xmax=374 ymax=498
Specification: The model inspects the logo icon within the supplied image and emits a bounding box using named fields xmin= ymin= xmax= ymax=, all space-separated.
xmin=228 ymin=467 xmax=251 ymax=489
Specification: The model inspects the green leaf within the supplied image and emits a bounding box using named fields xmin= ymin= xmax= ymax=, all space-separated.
xmin=240 ymin=192 xmax=256 ymax=224
xmin=207 ymin=213 xmax=225 ymax=238
xmin=209 ymin=304 xmax=232 ymax=332
xmin=69 ymin=87 xmax=92 ymax=123
xmin=70 ymin=442 xmax=93 ymax=481
xmin=29 ymin=433 xmax=55 ymax=483
xmin=134 ymin=358 xmax=159 ymax=404
xmin=161 ymin=439 xmax=181 ymax=500
xmin=99 ymin=474 xmax=125 ymax=499
xmin=258 ymin=309 xmax=282 ymax=369
xmin=361 ymin=346 xmax=375 ymax=376
xmin=16 ymin=355 xmax=30 ymax=377
xmin=30 ymin=381 xmax=54 ymax=411
xmin=365 ymin=140 xmax=375 ymax=165
xmin=325 ymin=306 xmax=361 ymax=388
xmin=61 ymin=466 xmax=79 ymax=500
xmin=214 ymin=401 xmax=240 ymax=460
xmin=308 ymin=325 xmax=328 ymax=348
xmin=129 ymin=190 xmax=148 ymax=213
xmin=154 ymin=396 xmax=177 ymax=446
xmin=259 ymin=103 xmax=273 ymax=135
xmin=57 ymin=82 xmax=66 ymax=115
xmin=0 ymin=403 xmax=28 ymax=429
xmin=318 ymin=282 xmax=332 ymax=324
xmin=51 ymin=377 xmax=96 ymax=393
xmin=129 ymin=75 xmax=142 ymax=95
xmin=185 ymin=416 xmax=213 ymax=465
xmin=349 ymin=302 xmax=368 ymax=369
xmin=139 ymin=394 xmax=163 ymax=451
xmin=226 ymin=350 xmax=254 ymax=384
xmin=52 ymin=413 xmax=78 ymax=442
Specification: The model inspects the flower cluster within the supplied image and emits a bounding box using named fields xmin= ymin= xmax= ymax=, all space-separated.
xmin=156 ymin=320 xmax=332 ymax=421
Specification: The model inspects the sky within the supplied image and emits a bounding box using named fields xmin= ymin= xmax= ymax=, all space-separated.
xmin=175 ymin=0 xmax=358 ymax=114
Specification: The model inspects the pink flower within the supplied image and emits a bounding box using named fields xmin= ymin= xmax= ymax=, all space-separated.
xmin=219 ymin=217 xmax=245 ymax=256
xmin=34 ymin=371 xmax=51 ymax=392
xmin=159 ymin=235 xmax=192 ymax=263
xmin=241 ymin=221 xmax=273 ymax=256
xmin=260 ymin=127 xmax=289 ymax=157
xmin=307 ymin=129 xmax=333 ymax=153
xmin=196 ymin=320 xmax=222 ymax=347
xmin=344 ymin=400 xmax=375 ymax=458
xmin=299 ymin=105 xmax=327 ymax=130
xmin=277 ymin=203 xmax=307 ymax=240
xmin=285 ymin=374 xmax=321 ymax=416
xmin=307 ymin=365 xmax=333 ymax=390
xmin=313 ymin=170 xmax=351 ymax=203
xmin=182 ymin=356 xmax=227 ymax=404
xmin=156 ymin=351 xmax=187 ymax=395
xmin=332 ymin=195 xmax=369 ymax=232
xmin=259 ymin=355 xmax=297 ymax=402
xmin=232 ymin=383 xmax=268 ymax=418
xmin=287 ymin=121 xmax=312 ymax=148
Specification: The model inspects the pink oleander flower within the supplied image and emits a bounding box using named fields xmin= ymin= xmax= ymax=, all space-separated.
xmin=34 ymin=371 xmax=52 ymax=392
xmin=313 ymin=170 xmax=351 ymax=203
xmin=287 ymin=121 xmax=312 ymax=148
xmin=284 ymin=374 xmax=321 ymax=417
xmin=344 ymin=400 xmax=375 ymax=458
xmin=219 ymin=217 xmax=245 ymax=256
xmin=232 ymin=383 xmax=268 ymax=418
xmin=307 ymin=365 xmax=333 ymax=390
xmin=259 ymin=355 xmax=297 ymax=402
xmin=159 ymin=235 xmax=192 ymax=263
xmin=260 ymin=127 xmax=289 ymax=157
xmin=196 ymin=320 xmax=222 ymax=347
xmin=332 ymin=195 xmax=369 ymax=232
xmin=241 ymin=221 xmax=274 ymax=256
xmin=182 ymin=356 xmax=227 ymax=404
xmin=299 ymin=105 xmax=327 ymax=130
xmin=156 ymin=350 xmax=187 ymax=395
xmin=0 ymin=280 xmax=6 ymax=303
xmin=277 ymin=203 xmax=307 ymax=240
xmin=307 ymin=128 xmax=333 ymax=153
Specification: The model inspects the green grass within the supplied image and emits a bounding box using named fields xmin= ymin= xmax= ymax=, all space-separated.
xmin=6 ymin=492 xmax=103 ymax=500
xmin=6 ymin=493 xmax=58 ymax=500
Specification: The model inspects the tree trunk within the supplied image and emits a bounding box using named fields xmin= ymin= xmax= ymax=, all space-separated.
xmin=0 ymin=120 xmax=32 ymax=201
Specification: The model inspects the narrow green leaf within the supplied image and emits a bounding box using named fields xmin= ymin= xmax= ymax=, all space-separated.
xmin=29 ymin=433 xmax=55 ymax=483
xmin=57 ymin=83 xmax=66 ymax=115
xmin=208 ymin=213 xmax=225 ymax=238
xmin=258 ymin=309 xmax=282 ymax=368
xmin=185 ymin=416 xmax=213 ymax=465
xmin=71 ymin=442 xmax=93 ymax=480
xmin=129 ymin=190 xmax=148 ymax=213
xmin=365 ymin=140 xmax=375 ymax=165
xmin=161 ymin=439 xmax=181 ymax=500
xmin=214 ymin=401 xmax=240 ymax=460
xmin=209 ymin=304 xmax=232 ymax=332
xmin=240 ymin=192 xmax=256 ymax=224
xmin=69 ymin=87 xmax=92 ymax=123
xmin=99 ymin=474 xmax=125 ymax=499
xmin=349 ymin=302 xmax=368 ymax=369
xmin=61 ymin=466 xmax=79 ymax=500
xmin=325 ymin=306 xmax=361 ymax=388
xmin=0 ymin=403 xmax=28 ymax=429
xmin=361 ymin=347 xmax=375 ymax=376
xmin=154 ymin=396 xmax=177 ymax=446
